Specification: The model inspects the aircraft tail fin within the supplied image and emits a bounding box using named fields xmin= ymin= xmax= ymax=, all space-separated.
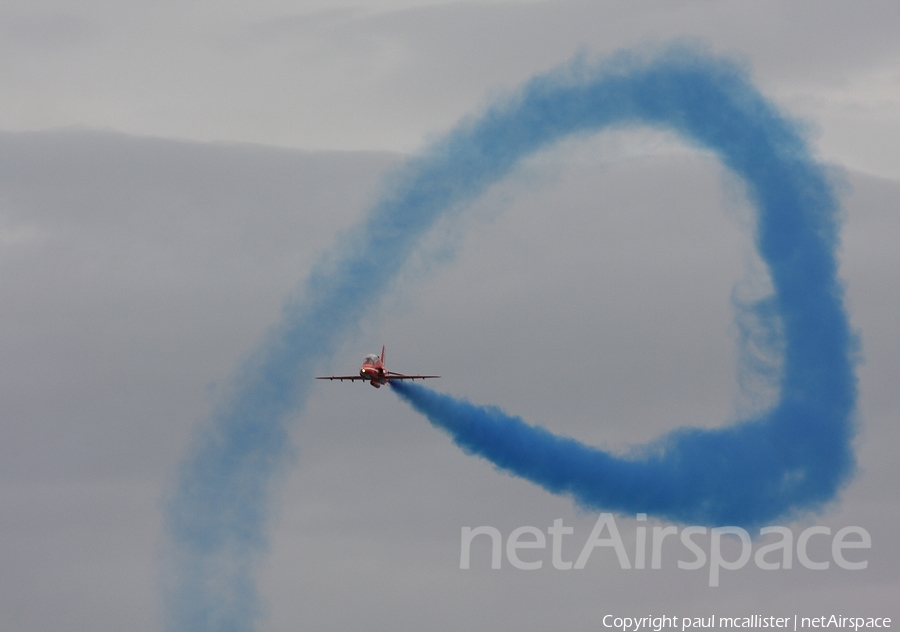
xmin=381 ymin=345 xmax=386 ymax=364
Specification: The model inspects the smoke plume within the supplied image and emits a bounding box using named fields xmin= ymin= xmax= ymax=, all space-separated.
xmin=163 ymin=45 xmax=856 ymax=630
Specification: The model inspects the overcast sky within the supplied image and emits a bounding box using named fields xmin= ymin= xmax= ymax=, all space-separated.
xmin=0 ymin=2 xmax=898 ymax=631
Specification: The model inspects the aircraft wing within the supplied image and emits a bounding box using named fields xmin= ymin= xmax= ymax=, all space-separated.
xmin=315 ymin=375 xmax=367 ymax=382
xmin=385 ymin=372 xmax=440 ymax=381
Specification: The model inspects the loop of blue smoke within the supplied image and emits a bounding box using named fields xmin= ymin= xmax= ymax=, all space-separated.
xmin=164 ymin=46 xmax=856 ymax=630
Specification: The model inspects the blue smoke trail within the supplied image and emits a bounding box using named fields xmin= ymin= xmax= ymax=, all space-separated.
xmin=163 ymin=45 xmax=856 ymax=630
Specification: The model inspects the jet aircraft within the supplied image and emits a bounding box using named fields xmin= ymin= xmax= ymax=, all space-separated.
xmin=316 ymin=346 xmax=439 ymax=388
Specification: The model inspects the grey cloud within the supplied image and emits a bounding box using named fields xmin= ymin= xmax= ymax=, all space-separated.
xmin=1 ymin=106 xmax=897 ymax=630
xmin=0 ymin=11 xmax=101 ymax=49
xmin=1 ymin=1 xmax=897 ymax=155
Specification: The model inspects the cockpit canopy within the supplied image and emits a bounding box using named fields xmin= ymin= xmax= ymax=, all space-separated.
xmin=364 ymin=354 xmax=380 ymax=364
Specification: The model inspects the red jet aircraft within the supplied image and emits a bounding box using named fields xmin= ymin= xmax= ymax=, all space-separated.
xmin=316 ymin=346 xmax=439 ymax=388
